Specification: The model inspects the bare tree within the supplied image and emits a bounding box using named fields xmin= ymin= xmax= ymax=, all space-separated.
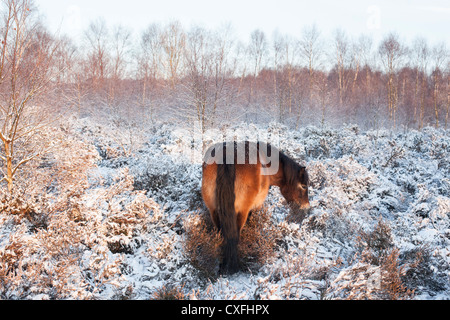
xmin=138 ymin=24 xmax=161 ymax=77
xmin=108 ymin=24 xmax=131 ymax=103
xmin=182 ymin=25 xmax=209 ymax=130
xmin=331 ymin=31 xmax=374 ymax=124
xmin=272 ymin=30 xmax=283 ymax=117
xmin=210 ymin=24 xmax=236 ymax=121
xmin=83 ymin=18 xmax=110 ymax=91
xmin=378 ymin=33 xmax=408 ymax=128
xmin=160 ymin=21 xmax=185 ymax=89
xmin=53 ymin=35 xmax=77 ymax=85
xmin=351 ymin=35 xmax=372 ymax=100
xmin=0 ymin=0 xmax=58 ymax=193
xmin=332 ymin=29 xmax=352 ymax=107
xmin=411 ymin=37 xmax=429 ymax=129
xmin=249 ymin=29 xmax=267 ymax=77
xmin=247 ymin=29 xmax=268 ymax=105
xmin=110 ymin=25 xmax=131 ymax=80
xmin=447 ymin=61 xmax=450 ymax=128
xmin=181 ymin=25 xmax=236 ymax=133
xmin=271 ymin=31 xmax=299 ymax=121
xmin=136 ymin=23 xmax=162 ymax=121
xmin=298 ymin=24 xmax=323 ymax=103
xmin=430 ymin=42 xmax=448 ymax=128
xmin=52 ymin=35 xmax=85 ymax=115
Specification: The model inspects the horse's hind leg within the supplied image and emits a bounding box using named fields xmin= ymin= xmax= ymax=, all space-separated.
xmin=210 ymin=209 xmax=220 ymax=230
xmin=236 ymin=209 xmax=251 ymax=233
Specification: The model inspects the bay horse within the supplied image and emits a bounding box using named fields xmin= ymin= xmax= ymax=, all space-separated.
xmin=201 ymin=141 xmax=310 ymax=274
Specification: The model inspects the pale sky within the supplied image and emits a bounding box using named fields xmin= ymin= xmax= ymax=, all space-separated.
xmin=37 ymin=0 xmax=449 ymax=45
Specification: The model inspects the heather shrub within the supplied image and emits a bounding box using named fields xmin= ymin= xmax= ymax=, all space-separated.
xmin=400 ymin=245 xmax=446 ymax=294
xmin=357 ymin=219 xmax=394 ymax=265
xmin=152 ymin=283 xmax=186 ymax=300
xmin=183 ymin=207 xmax=280 ymax=277
xmin=183 ymin=211 xmax=222 ymax=279
xmin=379 ymin=248 xmax=415 ymax=300
xmin=238 ymin=207 xmax=280 ymax=271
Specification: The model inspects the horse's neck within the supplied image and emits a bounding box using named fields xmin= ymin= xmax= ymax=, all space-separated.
xmin=268 ymin=160 xmax=284 ymax=187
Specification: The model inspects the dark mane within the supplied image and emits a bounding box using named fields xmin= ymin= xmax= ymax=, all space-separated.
xmin=205 ymin=142 xmax=308 ymax=188
xmin=279 ymin=150 xmax=308 ymax=186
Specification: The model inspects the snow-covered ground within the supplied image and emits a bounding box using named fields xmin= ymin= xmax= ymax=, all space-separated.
xmin=1 ymin=117 xmax=449 ymax=300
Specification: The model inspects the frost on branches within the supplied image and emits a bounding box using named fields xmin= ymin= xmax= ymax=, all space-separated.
xmin=0 ymin=118 xmax=449 ymax=300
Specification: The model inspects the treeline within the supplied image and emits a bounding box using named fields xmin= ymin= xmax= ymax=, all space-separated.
xmin=4 ymin=1 xmax=450 ymax=133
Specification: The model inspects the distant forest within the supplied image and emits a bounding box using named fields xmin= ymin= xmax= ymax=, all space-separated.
xmin=1 ymin=0 xmax=449 ymax=134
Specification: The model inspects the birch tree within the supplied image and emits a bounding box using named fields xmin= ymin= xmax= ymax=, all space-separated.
xmin=0 ymin=0 xmax=58 ymax=193
xmin=332 ymin=29 xmax=351 ymax=107
xmin=298 ymin=24 xmax=323 ymax=103
xmin=411 ymin=37 xmax=429 ymax=129
xmin=83 ymin=18 xmax=110 ymax=91
xmin=247 ymin=29 xmax=268 ymax=105
xmin=378 ymin=33 xmax=407 ymax=128
xmin=430 ymin=42 xmax=448 ymax=128
xmin=160 ymin=21 xmax=185 ymax=89
xmin=182 ymin=25 xmax=235 ymax=133
xmin=137 ymin=23 xmax=162 ymax=121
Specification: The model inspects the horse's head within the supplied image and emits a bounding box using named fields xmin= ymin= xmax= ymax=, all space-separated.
xmin=280 ymin=166 xmax=311 ymax=213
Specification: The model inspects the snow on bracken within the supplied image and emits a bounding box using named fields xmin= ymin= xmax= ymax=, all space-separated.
xmin=0 ymin=117 xmax=449 ymax=300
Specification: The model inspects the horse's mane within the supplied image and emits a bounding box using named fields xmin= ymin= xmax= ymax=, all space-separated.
xmin=204 ymin=141 xmax=308 ymax=186
xmin=278 ymin=150 xmax=308 ymax=186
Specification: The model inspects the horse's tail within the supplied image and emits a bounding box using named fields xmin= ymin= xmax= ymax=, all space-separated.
xmin=215 ymin=144 xmax=239 ymax=274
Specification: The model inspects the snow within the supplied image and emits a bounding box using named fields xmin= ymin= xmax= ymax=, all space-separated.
xmin=0 ymin=117 xmax=449 ymax=300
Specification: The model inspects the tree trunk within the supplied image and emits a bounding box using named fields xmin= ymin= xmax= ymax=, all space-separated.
xmin=434 ymin=79 xmax=439 ymax=128
xmin=5 ymin=141 xmax=13 ymax=193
